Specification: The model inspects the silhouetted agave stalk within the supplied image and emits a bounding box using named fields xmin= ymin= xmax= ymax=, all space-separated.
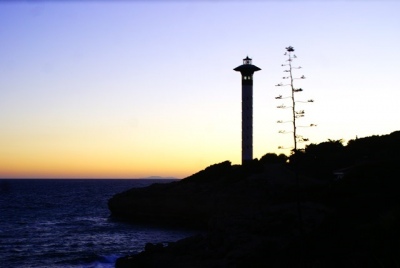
xmin=275 ymin=46 xmax=317 ymax=236
xmin=275 ymin=46 xmax=316 ymax=154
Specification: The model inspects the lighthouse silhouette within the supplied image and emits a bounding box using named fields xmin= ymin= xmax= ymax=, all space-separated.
xmin=234 ymin=56 xmax=261 ymax=164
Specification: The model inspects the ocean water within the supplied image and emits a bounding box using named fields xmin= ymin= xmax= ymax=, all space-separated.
xmin=0 ymin=179 xmax=196 ymax=268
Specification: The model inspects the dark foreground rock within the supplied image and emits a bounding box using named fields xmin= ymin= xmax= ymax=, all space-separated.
xmin=109 ymin=156 xmax=400 ymax=267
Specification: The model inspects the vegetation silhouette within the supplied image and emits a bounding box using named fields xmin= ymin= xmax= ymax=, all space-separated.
xmin=275 ymin=46 xmax=316 ymax=152
xmin=295 ymin=130 xmax=400 ymax=181
xmin=275 ymin=46 xmax=316 ymax=236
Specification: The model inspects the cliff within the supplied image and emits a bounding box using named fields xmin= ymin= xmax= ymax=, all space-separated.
xmin=108 ymin=131 xmax=400 ymax=267
xmin=109 ymin=160 xmax=329 ymax=267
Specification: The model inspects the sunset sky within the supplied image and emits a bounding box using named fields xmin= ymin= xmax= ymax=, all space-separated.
xmin=1 ymin=1 xmax=399 ymax=178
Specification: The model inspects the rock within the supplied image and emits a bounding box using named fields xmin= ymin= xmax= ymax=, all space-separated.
xmin=110 ymin=160 xmax=333 ymax=267
xmin=110 ymin=133 xmax=400 ymax=267
xmin=144 ymin=243 xmax=164 ymax=253
xmin=108 ymin=160 xmax=271 ymax=229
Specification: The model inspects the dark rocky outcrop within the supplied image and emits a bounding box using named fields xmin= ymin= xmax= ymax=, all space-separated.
xmin=109 ymin=160 xmax=269 ymax=228
xmin=109 ymin=160 xmax=330 ymax=267
xmin=109 ymin=131 xmax=400 ymax=267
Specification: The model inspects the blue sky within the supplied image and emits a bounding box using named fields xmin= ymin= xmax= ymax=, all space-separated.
xmin=1 ymin=1 xmax=399 ymax=178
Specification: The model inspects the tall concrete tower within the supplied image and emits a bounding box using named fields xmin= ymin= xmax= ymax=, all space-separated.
xmin=234 ymin=56 xmax=261 ymax=164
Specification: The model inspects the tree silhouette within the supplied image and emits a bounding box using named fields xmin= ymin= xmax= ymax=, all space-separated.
xmin=275 ymin=46 xmax=316 ymax=155
xmin=260 ymin=153 xmax=287 ymax=164
xmin=275 ymin=46 xmax=317 ymax=236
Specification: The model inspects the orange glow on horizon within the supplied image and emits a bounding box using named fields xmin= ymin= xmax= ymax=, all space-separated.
xmin=0 ymin=143 xmax=232 ymax=179
xmin=0 ymin=154 xmax=202 ymax=179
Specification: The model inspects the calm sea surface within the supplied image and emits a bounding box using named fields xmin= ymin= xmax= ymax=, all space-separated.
xmin=0 ymin=179 xmax=196 ymax=268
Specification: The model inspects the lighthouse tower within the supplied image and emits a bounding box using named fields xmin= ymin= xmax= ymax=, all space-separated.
xmin=234 ymin=56 xmax=261 ymax=164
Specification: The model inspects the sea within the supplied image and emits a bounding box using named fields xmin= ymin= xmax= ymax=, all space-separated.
xmin=0 ymin=179 xmax=197 ymax=268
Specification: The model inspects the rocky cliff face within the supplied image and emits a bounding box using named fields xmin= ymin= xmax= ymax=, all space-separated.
xmin=108 ymin=160 xmax=317 ymax=229
xmin=108 ymin=160 xmax=332 ymax=267
xmin=108 ymin=133 xmax=400 ymax=267
xmin=109 ymin=161 xmax=273 ymax=228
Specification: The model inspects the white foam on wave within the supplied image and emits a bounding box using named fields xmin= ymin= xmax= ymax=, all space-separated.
xmin=86 ymin=254 xmax=121 ymax=268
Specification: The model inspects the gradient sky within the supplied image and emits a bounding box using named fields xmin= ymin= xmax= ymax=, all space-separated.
xmin=1 ymin=1 xmax=399 ymax=178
